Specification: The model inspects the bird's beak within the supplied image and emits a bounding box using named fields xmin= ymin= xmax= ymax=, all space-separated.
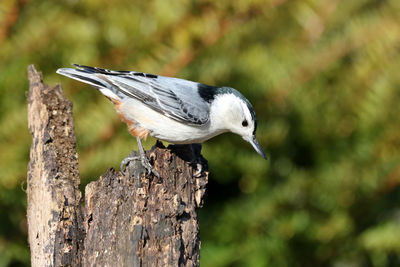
xmin=246 ymin=135 xmax=267 ymax=159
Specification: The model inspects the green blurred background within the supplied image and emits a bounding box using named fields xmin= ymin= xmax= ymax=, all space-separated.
xmin=1 ymin=0 xmax=400 ymax=266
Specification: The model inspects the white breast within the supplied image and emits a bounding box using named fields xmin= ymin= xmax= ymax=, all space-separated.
xmin=119 ymin=98 xmax=224 ymax=144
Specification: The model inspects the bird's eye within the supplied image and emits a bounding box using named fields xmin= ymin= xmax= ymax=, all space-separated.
xmin=242 ymin=120 xmax=248 ymax=127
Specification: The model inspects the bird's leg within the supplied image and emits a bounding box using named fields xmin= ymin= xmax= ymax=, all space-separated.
xmin=136 ymin=136 xmax=146 ymax=160
xmin=136 ymin=136 xmax=160 ymax=177
xmin=120 ymin=137 xmax=160 ymax=178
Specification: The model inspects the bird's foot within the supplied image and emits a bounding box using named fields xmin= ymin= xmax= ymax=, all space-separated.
xmin=140 ymin=154 xmax=160 ymax=178
xmin=193 ymin=163 xmax=203 ymax=178
xmin=120 ymin=155 xmax=160 ymax=178
xmin=120 ymin=156 xmax=139 ymax=176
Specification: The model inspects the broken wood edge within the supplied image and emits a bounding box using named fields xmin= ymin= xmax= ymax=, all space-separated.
xmin=27 ymin=64 xmax=84 ymax=266
xmin=83 ymin=142 xmax=208 ymax=266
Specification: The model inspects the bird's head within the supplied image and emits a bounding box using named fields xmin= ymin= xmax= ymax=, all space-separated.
xmin=210 ymin=87 xmax=267 ymax=159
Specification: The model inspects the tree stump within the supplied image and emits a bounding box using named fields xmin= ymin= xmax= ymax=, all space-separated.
xmin=27 ymin=65 xmax=84 ymax=266
xmin=27 ymin=65 xmax=208 ymax=267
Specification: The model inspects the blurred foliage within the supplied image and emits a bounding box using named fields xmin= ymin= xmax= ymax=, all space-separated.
xmin=1 ymin=0 xmax=400 ymax=266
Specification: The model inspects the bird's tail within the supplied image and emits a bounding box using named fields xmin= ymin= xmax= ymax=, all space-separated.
xmin=56 ymin=64 xmax=122 ymax=101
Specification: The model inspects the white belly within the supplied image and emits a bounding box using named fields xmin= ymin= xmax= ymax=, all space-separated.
xmin=120 ymin=98 xmax=223 ymax=144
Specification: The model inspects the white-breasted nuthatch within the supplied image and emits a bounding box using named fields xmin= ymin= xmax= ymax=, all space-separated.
xmin=57 ymin=64 xmax=266 ymax=175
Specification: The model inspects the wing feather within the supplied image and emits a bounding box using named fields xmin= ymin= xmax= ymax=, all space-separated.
xmin=104 ymin=71 xmax=210 ymax=125
xmin=58 ymin=65 xmax=212 ymax=125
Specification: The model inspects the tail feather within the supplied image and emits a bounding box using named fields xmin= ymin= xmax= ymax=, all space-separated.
xmin=56 ymin=67 xmax=121 ymax=100
xmin=72 ymin=64 xmax=133 ymax=76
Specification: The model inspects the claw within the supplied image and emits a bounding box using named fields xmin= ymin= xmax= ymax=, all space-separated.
xmin=140 ymin=155 xmax=160 ymax=178
xmin=120 ymin=137 xmax=160 ymax=178
xmin=193 ymin=163 xmax=203 ymax=178
xmin=120 ymin=156 xmax=140 ymax=175
xmin=120 ymin=155 xmax=159 ymax=178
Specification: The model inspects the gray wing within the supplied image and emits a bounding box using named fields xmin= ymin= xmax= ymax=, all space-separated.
xmin=59 ymin=65 xmax=211 ymax=125
xmin=113 ymin=74 xmax=211 ymax=125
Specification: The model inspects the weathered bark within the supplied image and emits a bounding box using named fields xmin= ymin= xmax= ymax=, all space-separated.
xmin=27 ymin=65 xmax=208 ymax=267
xmin=83 ymin=143 xmax=208 ymax=267
xmin=27 ymin=65 xmax=84 ymax=266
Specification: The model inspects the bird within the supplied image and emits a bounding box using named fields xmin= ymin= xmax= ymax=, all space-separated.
xmin=56 ymin=64 xmax=267 ymax=176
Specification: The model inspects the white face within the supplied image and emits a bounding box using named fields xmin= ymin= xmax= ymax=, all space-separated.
xmin=230 ymin=100 xmax=255 ymax=139
xmin=211 ymin=94 xmax=255 ymax=138
xmin=209 ymin=93 xmax=266 ymax=159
